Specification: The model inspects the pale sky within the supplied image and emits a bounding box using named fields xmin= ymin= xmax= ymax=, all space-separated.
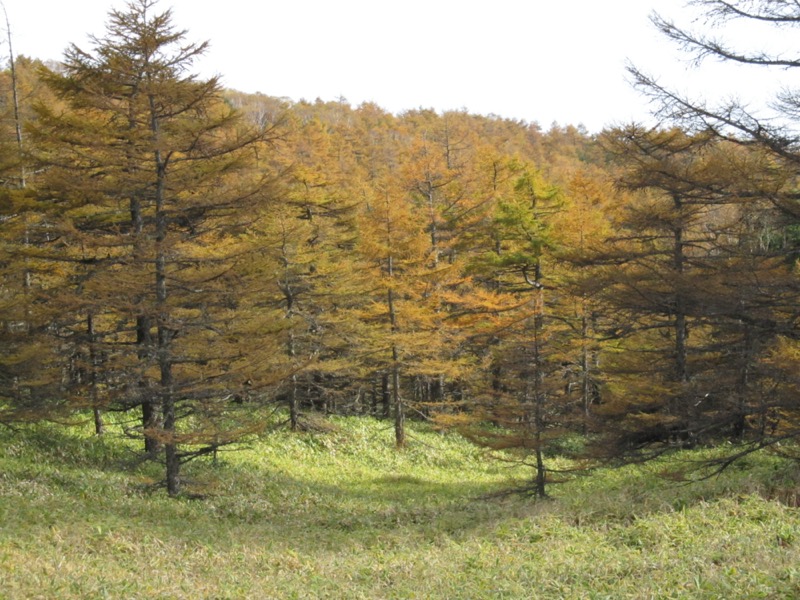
xmin=2 ymin=0 xmax=796 ymax=132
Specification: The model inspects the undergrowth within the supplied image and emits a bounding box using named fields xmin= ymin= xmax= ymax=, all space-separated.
xmin=0 ymin=416 xmax=798 ymax=598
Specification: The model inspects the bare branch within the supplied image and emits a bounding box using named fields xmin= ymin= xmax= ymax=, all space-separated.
xmin=651 ymin=11 xmax=800 ymax=68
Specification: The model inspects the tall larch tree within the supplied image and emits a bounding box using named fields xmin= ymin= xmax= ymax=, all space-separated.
xmin=624 ymin=0 xmax=800 ymax=467
xmin=30 ymin=0 xmax=278 ymax=495
xmin=591 ymin=126 xmax=799 ymax=465
xmin=445 ymin=165 xmax=580 ymax=497
xmin=256 ymin=110 xmax=366 ymax=426
xmin=592 ymin=128 xmax=726 ymax=454
xmin=0 ymin=55 xmax=65 ymax=425
xmin=551 ymin=168 xmax=618 ymax=431
xmin=355 ymin=165 xmax=466 ymax=446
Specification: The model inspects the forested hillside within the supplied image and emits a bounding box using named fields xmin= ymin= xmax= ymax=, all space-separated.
xmin=2 ymin=0 xmax=800 ymax=498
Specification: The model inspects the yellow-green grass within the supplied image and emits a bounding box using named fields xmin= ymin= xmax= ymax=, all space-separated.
xmin=1 ymin=416 xmax=799 ymax=599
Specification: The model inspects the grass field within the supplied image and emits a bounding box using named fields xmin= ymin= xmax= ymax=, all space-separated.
xmin=1 ymin=415 xmax=799 ymax=599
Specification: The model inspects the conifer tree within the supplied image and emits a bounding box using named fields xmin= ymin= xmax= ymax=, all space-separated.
xmin=551 ymin=168 xmax=617 ymax=430
xmin=443 ymin=165 xmax=581 ymax=497
xmin=355 ymin=174 xmax=428 ymax=446
xmin=0 ymin=51 xmax=64 ymax=425
xmin=255 ymin=112 xmax=365 ymax=426
xmin=623 ymin=0 xmax=800 ymax=467
xmin=30 ymin=0 xmax=278 ymax=495
xmin=593 ymin=126 xmax=800 ymax=462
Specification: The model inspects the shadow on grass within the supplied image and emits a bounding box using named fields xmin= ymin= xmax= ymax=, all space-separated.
xmin=4 ymin=421 xmax=799 ymax=561
xmin=0 ymin=421 xmax=146 ymax=472
xmin=1 ymin=444 xmax=523 ymax=557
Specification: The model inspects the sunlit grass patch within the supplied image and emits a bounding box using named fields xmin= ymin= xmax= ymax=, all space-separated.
xmin=1 ymin=416 xmax=799 ymax=598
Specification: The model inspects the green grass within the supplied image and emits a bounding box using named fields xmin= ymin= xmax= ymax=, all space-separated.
xmin=1 ymin=416 xmax=799 ymax=599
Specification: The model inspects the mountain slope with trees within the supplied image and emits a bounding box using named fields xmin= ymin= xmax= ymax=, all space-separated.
xmin=1 ymin=0 xmax=799 ymax=499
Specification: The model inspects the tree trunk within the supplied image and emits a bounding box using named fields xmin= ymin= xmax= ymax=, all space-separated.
xmin=93 ymin=408 xmax=105 ymax=436
xmin=380 ymin=373 xmax=391 ymax=418
xmin=426 ymin=184 xmax=439 ymax=267
xmin=87 ymin=313 xmax=104 ymax=435
xmin=289 ymin=373 xmax=299 ymax=431
xmin=579 ymin=306 xmax=595 ymax=434
xmin=392 ymin=348 xmax=405 ymax=448
xmin=387 ymin=262 xmax=405 ymax=447
xmin=531 ymin=285 xmax=547 ymax=498
xmin=672 ymin=196 xmax=689 ymax=383
xmin=733 ymin=324 xmax=753 ymax=440
xmin=2 ymin=4 xmax=25 ymax=187
xmin=158 ymin=269 xmax=179 ymax=496
xmin=163 ymin=387 xmax=179 ymax=497
xmin=138 ymin=315 xmax=161 ymax=458
xmin=532 ymin=410 xmax=547 ymax=498
xmin=153 ymin=125 xmax=179 ymax=495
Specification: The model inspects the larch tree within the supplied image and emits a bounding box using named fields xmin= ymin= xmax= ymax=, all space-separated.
xmin=445 ymin=165 xmax=580 ymax=498
xmin=550 ymin=168 xmax=618 ymax=432
xmin=592 ymin=125 xmax=799 ymax=466
xmin=30 ymin=0 xmax=279 ymax=495
xmin=355 ymin=166 xmax=465 ymax=447
xmin=617 ymin=0 xmax=800 ymax=467
xmin=356 ymin=175 xmax=424 ymax=446
xmin=0 ymin=45 xmax=65 ymax=425
xmin=256 ymin=112 xmax=365 ymax=426
xmin=592 ymin=128 xmax=728 ymax=454
xmin=395 ymin=110 xmax=485 ymax=409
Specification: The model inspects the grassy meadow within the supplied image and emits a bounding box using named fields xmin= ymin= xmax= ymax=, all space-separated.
xmin=1 ymin=416 xmax=799 ymax=599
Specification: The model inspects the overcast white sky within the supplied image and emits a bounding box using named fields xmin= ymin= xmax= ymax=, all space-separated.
xmin=2 ymin=0 xmax=796 ymax=131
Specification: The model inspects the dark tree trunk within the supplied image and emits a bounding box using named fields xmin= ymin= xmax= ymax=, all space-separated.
xmin=153 ymin=136 xmax=179 ymax=496
xmin=380 ymin=373 xmax=391 ymax=418
xmin=672 ymin=196 xmax=689 ymax=383
xmin=289 ymin=374 xmax=299 ymax=431
xmin=530 ymin=286 xmax=547 ymax=498
xmin=87 ymin=313 xmax=104 ymax=435
xmin=733 ymin=324 xmax=754 ymax=440
xmin=392 ymin=351 xmax=405 ymax=449
xmin=138 ymin=315 xmax=161 ymax=458
xmin=163 ymin=390 xmax=179 ymax=497
xmin=387 ymin=269 xmax=405 ymax=447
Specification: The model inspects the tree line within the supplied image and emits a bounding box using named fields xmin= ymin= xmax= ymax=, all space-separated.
xmin=2 ymin=0 xmax=799 ymax=497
